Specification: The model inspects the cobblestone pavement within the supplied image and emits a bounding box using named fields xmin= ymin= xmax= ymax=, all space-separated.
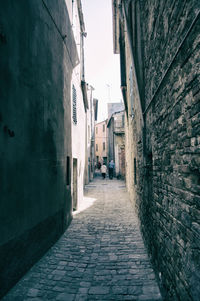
xmin=3 ymin=177 xmax=162 ymax=301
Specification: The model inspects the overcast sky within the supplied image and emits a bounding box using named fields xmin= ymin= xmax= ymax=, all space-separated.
xmin=81 ymin=0 xmax=122 ymax=122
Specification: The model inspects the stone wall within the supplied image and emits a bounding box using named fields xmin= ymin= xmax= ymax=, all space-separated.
xmin=0 ymin=0 xmax=78 ymax=297
xmin=123 ymin=0 xmax=200 ymax=299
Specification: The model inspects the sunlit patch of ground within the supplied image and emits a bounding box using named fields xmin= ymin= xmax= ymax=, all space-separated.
xmin=73 ymin=196 xmax=97 ymax=215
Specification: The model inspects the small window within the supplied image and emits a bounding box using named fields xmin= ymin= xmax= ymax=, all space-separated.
xmin=122 ymin=115 xmax=125 ymax=127
xmin=134 ymin=158 xmax=137 ymax=185
xmin=66 ymin=156 xmax=70 ymax=186
xmin=96 ymin=144 xmax=98 ymax=151
xmin=72 ymin=84 xmax=77 ymax=124
xmin=96 ymin=127 xmax=98 ymax=134
xmin=103 ymin=124 xmax=105 ymax=132
xmin=103 ymin=142 xmax=105 ymax=150
xmin=129 ymin=66 xmax=134 ymax=115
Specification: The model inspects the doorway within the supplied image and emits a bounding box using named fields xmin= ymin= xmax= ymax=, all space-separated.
xmin=103 ymin=157 xmax=107 ymax=165
xmin=73 ymin=158 xmax=78 ymax=211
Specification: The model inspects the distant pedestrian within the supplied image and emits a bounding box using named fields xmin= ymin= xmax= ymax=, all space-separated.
xmin=108 ymin=160 xmax=115 ymax=179
xmin=98 ymin=161 xmax=101 ymax=170
xmin=101 ymin=163 xmax=107 ymax=179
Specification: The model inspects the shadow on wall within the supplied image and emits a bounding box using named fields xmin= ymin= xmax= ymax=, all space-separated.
xmin=0 ymin=0 xmax=78 ymax=298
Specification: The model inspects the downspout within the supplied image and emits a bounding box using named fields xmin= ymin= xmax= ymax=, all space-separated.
xmin=120 ymin=0 xmax=144 ymax=127
xmin=72 ymin=0 xmax=74 ymax=24
xmin=80 ymin=31 xmax=86 ymax=82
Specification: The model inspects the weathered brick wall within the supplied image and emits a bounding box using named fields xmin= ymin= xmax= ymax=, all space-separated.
xmin=124 ymin=0 xmax=200 ymax=299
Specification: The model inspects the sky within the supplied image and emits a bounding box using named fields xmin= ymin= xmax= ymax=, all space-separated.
xmin=81 ymin=0 xmax=122 ymax=122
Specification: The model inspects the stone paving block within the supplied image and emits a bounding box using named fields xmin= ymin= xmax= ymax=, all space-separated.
xmin=88 ymin=286 xmax=110 ymax=295
xmin=111 ymin=286 xmax=128 ymax=294
xmin=74 ymin=294 xmax=88 ymax=301
xmin=27 ymin=288 xmax=39 ymax=297
xmin=78 ymin=287 xmax=88 ymax=294
xmin=56 ymin=293 xmax=75 ymax=301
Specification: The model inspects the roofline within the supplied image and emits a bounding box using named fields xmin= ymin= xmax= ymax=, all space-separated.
xmin=107 ymin=109 xmax=125 ymax=127
xmin=95 ymin=119 xmax=108 ymax=126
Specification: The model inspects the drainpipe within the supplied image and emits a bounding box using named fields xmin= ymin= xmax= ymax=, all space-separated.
xmin=80 ymin=31 xmax=87 ymax=82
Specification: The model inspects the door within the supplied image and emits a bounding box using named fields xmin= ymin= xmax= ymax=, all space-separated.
xmin=73 ymin=158 xmax=78 ymax=211
xmin=103 ymin=157 xmax=107 ymax=165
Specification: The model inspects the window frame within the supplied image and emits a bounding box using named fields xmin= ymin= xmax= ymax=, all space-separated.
xmin=72 ymin=84 xmax=77 ymax=124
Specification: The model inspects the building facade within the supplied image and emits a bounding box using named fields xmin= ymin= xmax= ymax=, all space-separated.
xmin=0 ymin=0 xmax=85 ymax=298
xmin=113 ymin=0 xmax=200 ymax=300
xmin=107 ymin=110 xmax=125 ymax=178
xmin=71 ymin=0 xmax=88 ymax=211
xmin=85 ymin=85 xmax=98 ymax=184
xmin=95 ymin=120 xmax=108 ymax=166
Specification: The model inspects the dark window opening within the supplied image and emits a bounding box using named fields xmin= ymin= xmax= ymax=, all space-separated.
xmin=122 ymin=114 xmax=125 ymax=127
xmin=103 ymin=157 xmax=107 ymax=165
xmin=103 ymin=142 xmax=105 ymax=150
xmin=103 ymin=124 xmax=105 ymax=132
xmin=66 ymin=156 xmax=70 ymax=186
xmin=96 ymin=144 xmax=98 ymax=151
xmin=134 ymin=158 xmax=137 ymax=185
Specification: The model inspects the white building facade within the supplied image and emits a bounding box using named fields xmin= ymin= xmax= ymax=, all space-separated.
xmin=71 ymin=0 xmax=87 ymax=210
xmin=85 ymin=85 xmax=98 ymax=184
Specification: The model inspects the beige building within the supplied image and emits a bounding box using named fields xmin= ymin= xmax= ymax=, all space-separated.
xmin=107 ymin=110 xmax=125 ymax=178
xmin=84 ymin=85 xmax=98 ymax=184
xmin=95 ymin=120 xmax=108 ymax=166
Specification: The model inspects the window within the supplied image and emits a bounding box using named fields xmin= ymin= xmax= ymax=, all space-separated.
xmin=103 ymin=124 xmax=105 ymax=132
xmin=134 ymin=158 xmax=137 ymax=185
xmin=96 ymin=144 xmax=98 ymax=151
xmin=103 ymin=142 xmax=105 ymax=150
xmin=72 ymin=84 xmax=77 ymax=124
xmin=129 ymin=66 xmax=134 ymax=115
xmin=122 ymin=114 xmax=125 ymax=127
xmin=96 ymin=127 xmax=98 ymax=134
xmin=66 ymin=156 xmax=70 ymax=186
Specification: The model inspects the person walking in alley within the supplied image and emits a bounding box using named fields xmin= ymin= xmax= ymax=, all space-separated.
xmin=108 ymin=160 xmax=115 ymax=179
xmin=101 ymin=162 xmax=107 ymax=179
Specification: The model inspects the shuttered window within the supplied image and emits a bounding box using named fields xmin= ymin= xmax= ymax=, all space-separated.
xmin=129 ymin=66 xmax=134 ymax=115
xmin=72 ymin=84 xmax=77 ymax=124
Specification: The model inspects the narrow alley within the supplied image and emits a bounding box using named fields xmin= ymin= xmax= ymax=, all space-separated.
xmin=2 ymin=177 xmax=162 ymax=301
xmin=1 ymin=1 xmax=200 ymax=300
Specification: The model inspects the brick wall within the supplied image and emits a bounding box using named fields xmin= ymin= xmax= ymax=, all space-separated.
xmin=123 ymin=0 xmax=200 ymax=299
